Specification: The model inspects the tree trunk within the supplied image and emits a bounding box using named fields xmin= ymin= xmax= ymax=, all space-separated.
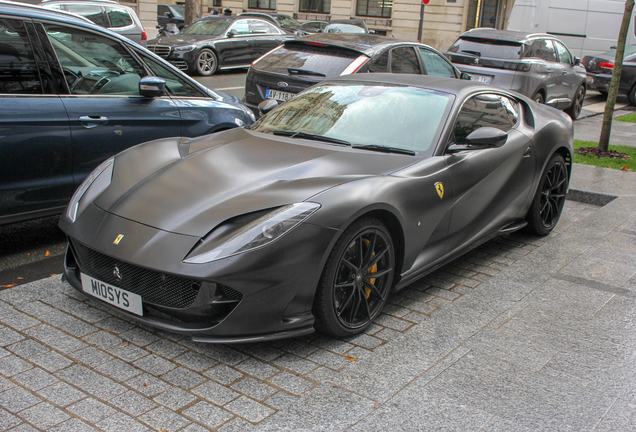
xmin=599 ymin=0 xmax=635 ymax=152
xmin=185 ymin=0 xmax=197 ymax=27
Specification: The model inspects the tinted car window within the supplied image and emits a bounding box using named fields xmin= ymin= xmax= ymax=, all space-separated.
xmin=368 ymin=50 xmax=388 ymax=72
xmin=526 ymin=39 xmax=557 ymax=62
xmin=158 ymin=5 xmax=169 ymax=15
xmin=142 ymin=54 xmax=202 ymax=97
xmin=249 ymin=19 xmax=278 ymax=34
xmin=446 ymin=37 xmax=525 ymax=60
xmin=252 ymin=44 xmax=359 ymax=76
xmin=391 ymin=47 xmax=420 ymax=74
xmin=182 ymin=19 xmax=231 ymax=35
xmin=419 ymin=48 xmax=455 ymax=77
xmin=65 ymin=4 xmax=107 ymax=27
xmin=45 ymin=25 xmax=145 ymax=95
xmin=453 ymin=94 xmax=517 ymax=144
xmin=106 ymin=7 xmax=133 ymax=28
xmin=0 ymin=18 xmax=42 ymax=94
xmin=554 ymin=41 xmax=572 ymax=64
xmin=230 ymin=20 xmax=250 ymax=35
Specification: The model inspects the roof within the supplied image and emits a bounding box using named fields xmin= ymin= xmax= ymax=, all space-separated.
xmin=460 ymin=28 xmax=553 ymax=44
xmin=287 ymin=33 xmax=433 ymax=56
xmin=0 ymin=0 xmax=93 ymax=23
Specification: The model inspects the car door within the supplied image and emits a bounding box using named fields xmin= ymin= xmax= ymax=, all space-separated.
xmin=0 ymin=17 xmax=72 ymax=222
xmin=528 ymin=38 xmax=561 ymax=106
xmin=215 ymin=19 xmax=252 ymax=66
xmin=248 ymin=19 xmax=285 ymax=58
xmin=444 ymin=93 xmax=535 ymax=251
xmin=40 ymin=23 xmax=181 ymax=187
xmin=553 ymin=40 xmax=581 ymax=108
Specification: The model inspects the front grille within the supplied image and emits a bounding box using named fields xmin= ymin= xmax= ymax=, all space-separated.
xmin=71 ymin=241 xmax=200 ymax=309
xmin=148 ymin=45 xmax=172 ymax=59
xmin=169 ymin=60 xmax=188 ymax=70
xmin=219 ymin=284 xmax=242 ymax=301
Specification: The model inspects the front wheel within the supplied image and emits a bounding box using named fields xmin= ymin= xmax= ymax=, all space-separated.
xmin=565 ymin=85 xmax=585 ymax=119
xmin=525 ymin=154 xmax=568 ymax=236
xmin=313 ymin=218 xmax=395 ymax=338
xmin=195 ymin=49 xmax=217 ymax=76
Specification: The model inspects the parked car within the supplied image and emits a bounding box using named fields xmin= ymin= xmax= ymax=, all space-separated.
xmin=40 ymin=0 xmax=147 ymax=45
xmin=59 ymin=73 xmax=573 ymax=342
xmin=238 ymin=11 xmax=317 ymax=36
xmin=583 ymin=45 xmax=636 ymax=105
xmin=147 ymin=15 xmax=293 ymax=76
xmin=157 ymin=4 xmax=199 ymax=31
xmin=245 ymin=34 xmax=464 ymax=115
xmin=301 ymin=20 xmax=327 ymax=32
xmin=0 ymin=1 xmax=255 ymax=225
xmin=445 ymin=29 xmax=587 ymax=119
xmin=323 ymin=19 xmax=371 ymax=34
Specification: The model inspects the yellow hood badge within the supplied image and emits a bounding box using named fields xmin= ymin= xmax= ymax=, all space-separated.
xmin=113 ymin=234 xmax=124 ymax=245
xmin=435 ymin=182 xmax=444 ymax=199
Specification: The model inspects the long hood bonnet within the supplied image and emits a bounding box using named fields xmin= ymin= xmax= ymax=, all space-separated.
xmin=93 ymin=129 xmax=413 ymax=237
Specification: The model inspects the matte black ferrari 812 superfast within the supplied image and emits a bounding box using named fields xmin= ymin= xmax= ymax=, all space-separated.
xmin=59 ymin=74 xmax=574 ymax=342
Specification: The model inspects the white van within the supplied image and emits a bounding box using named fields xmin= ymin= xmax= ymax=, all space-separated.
xmin=507 ymin=0 xmax=636 ymax=58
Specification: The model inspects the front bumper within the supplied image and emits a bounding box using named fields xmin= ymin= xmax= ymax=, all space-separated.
xmin=60 ymin=204 xmax=337 ymax=343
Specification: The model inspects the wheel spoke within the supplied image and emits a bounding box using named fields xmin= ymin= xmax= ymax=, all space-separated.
xmin=367 ymin=246 xmax=388 ymax=268
xmin=349 ymin=289 xmax=361 ymax=323
xmin=363 ymin=280 xmax=385 ymax=301
xmin=335 ymin=282 xmax=355 ymax=289
xmin=342 ymin=259 xmax=358 ymax=272
xmin=358 ymin=286 xmax=371 ymax=319
xmin=336 ymin=289 xmax=355 ymax=317
xmin=366 ymin=267 xmax=391 ymax=280
xmin=362 ymin=232 xmax=377 ymax=268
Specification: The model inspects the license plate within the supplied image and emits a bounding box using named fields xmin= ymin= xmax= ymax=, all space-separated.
xmin=81 ymin=273 xmax=143 ymax=316
xmin=469 ymin=74 xmax=492 ymax=84
xmin=266 ymin=89 xmax=296 ymax=102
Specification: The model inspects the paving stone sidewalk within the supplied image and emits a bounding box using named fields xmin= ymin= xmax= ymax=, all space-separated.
xmin=1 ymin=163 xmax=635 ymax=431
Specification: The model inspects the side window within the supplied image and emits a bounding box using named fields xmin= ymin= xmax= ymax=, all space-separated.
xmin=367 ymin=50 xmax=388 ymax=72
xmin=249 ymin=20 xmax=278 ymax=34
xmin=158 ymin=5 xmax=169 ymax=16
xmin=65 ymin=4 xmax=108 ymax=27
xmin=554 ymin=41 xmax=572 ymax=64
xmin=390 ymin=47 xmax=420 ymax=74
xmin=418 ymin=48 xmax=456 ymax=78
xmin=452 ymin=94 xmax=517 ymax=144
xmin=142 ymin=55 xmax=202 ymax=97
xmin=106 ymin=7 xmax=134 ymax=28
xmin=527 ymin=39 xmax=556 ymax=62
xmin=0 ymin=18 xmax=42 ymax=94
xmin=230 ymin=20 xmax=250 ymax=35
xmin=44 ymin=25 xmax=145 ymax=95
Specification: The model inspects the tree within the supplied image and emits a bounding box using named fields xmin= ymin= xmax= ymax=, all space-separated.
xmin=599 ymin=0 xmax=635 ymax=152
xmin=185 ymin=0 xmax=197 ymax=26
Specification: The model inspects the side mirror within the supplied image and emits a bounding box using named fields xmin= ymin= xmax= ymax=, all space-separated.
xmin=139 ymin=76 xmax=166 ymax=98
xmin=227 ymin=29 xmax=237 ymax=37
xmin=574 ymin=56 xmax=581 ymax=66
xmin=460 ymin=72 xmax=472 ymax=80
xmin=164 ymin=11 xmax=174 ymax=18
xmin=447 ymin=127 xmax=507 ymax=153
xmin=258 ymin=98 xmax=278 ymax=115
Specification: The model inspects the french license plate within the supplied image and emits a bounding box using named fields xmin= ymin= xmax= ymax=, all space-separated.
xmin=81 ymin=273 xmax=143 ymax=316
xmin=266 ymin=88 xmax=296 ymax=102
xmin=470 ymin=74 xmax=492 ymax=84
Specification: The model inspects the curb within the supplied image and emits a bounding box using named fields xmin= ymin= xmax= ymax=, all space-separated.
xmin=567 ymin=188 xmax=617 ymax=206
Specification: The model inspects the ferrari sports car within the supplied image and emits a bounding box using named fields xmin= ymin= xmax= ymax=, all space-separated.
xmin=59 ymin=74 xmax=574 ymax=342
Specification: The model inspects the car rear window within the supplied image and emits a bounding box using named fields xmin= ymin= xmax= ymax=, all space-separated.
xmin=446 ymin=36 xmax=526 ymax=60
xmin=106 ymin=7 xmax=133 ymax=28
xmin=253 ymin=42 xmax=362 ymax=77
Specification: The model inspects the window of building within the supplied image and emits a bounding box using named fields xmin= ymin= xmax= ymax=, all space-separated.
xmin=300 ymin=0 xmax=330 ymax=13
xmin=356 ymin=0 xmax=391 ymax=18
xmin=248 ymin=0 xmax=276 ymax=10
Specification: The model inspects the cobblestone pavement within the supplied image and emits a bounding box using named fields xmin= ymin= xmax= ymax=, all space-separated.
xmin=1 ymin=164 xmax=635 ymax=431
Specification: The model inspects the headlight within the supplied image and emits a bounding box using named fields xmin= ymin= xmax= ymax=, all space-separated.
xmin=66 ymin=157 xmax=114 ymax=222
xmin=173 ymin=45 xmax=196 ymax=52
xmin=184 ymin=202 xmax=321 ymax=263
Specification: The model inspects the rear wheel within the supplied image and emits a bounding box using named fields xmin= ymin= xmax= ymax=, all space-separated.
xmin=565 ymin=85 xmax=585 ymax=119
xmin=533 ymin=91 xmax=545 ymax=104
xmin=526 ymin=154 xmax=568 ymax=236
xmin=313 ymin=218 xmax=395 ymax=338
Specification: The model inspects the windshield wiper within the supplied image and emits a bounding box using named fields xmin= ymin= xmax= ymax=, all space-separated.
xmin=461 ymin=50 xmax=482 ymax=57
xmin=272 ymin=131 xmax=351 ymax=146
xmin=287 ymin=68 xmax=326 ymax=77
xmin=352 ymin=144 xmax=416 ymax=156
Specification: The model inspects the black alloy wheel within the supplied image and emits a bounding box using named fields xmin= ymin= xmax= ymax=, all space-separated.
xmin=195 ymin=48 xmax=218 ymax=76
xmin=565 ymin=85 xmax=586 ymax=119
xmin=313 ymin=218 xmax=395 ymax=338
xmin=526 ymin=154 xmax=568 ymax=236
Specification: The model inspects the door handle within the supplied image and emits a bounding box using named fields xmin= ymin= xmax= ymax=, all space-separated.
xmin=79 ymin=115 xmax=109 ymax=129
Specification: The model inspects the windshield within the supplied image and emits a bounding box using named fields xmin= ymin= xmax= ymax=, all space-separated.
xmin=447 ymin=37 xmax=525 ymax=59
xmin=182 ymin=18 xmax=231 ymax=35
xmin=275 ymin=15 xmax=302 ymax=27
xmin=251 ymin=83 xmax=454 ymax=154
xmin=171 ymin=5 xmax=184 ymax=18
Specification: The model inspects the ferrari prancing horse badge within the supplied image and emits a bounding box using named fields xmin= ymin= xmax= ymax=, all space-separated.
xmin=113 ymin=234 xmax=124 ymax=245
xmin=435 ymin=182 xmax=444 ymax=199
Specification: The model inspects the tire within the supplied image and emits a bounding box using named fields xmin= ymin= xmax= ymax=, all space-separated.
xmin=628 ymin=84 xmax=636 ymax=106
xmin=598 ymin=90 xmax=608 ymax=99
xmin=565 ymin=85 xmax=585 ymax=119
xmin=525 ymin=154 xmax=568 ymax=236
xmin=195 ymin=49 xmax=218 ymax=76
xmin=532 ymin=91 xmax=544 ymax=104
xmin=313 ymin=217 xmax=395 ymax=338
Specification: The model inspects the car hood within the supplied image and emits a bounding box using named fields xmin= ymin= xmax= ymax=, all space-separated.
xmin=149 ymin=34 xmax=223 ymax=46
xmin=93 ymin=128 xmax=415 ymax=237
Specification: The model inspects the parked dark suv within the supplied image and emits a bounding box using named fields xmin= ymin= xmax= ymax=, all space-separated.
xmin=244 ymin=34 xmax=463 ymax=115
xmin=445 ymin=29 xmax=587 ymax=118
xmin=0 ymin=2 xmax=255 ymax=225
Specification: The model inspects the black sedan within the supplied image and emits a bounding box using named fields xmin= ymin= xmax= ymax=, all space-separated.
xmin=147 ymin=15 xmax=292 ymax=76
xmin=583 ymin=45 xmax=636 ymax=104
xmin=59 ymin=74 xmax=573 ymax=343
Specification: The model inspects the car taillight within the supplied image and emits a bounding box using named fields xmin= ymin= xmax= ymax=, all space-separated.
xmin=599 ymin=62 xmax=614 ymax=70
xmin=141 ymin=30 xmax=147 ymax=41
xmin=340 ymin=55 xmax=370 ymax=75
xmin=502 ymin=61 xmax=531 ymax=72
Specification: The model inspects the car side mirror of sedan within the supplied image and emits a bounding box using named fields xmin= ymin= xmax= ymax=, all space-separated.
xmin=574 ymin=56 xmax=581 ymax=66
xmin=139 ymin=76 xmax=167 ymax=98
xmin=227 ymin=29 xmax=237 ymax=37
xmin=258 ymin=98 xmax=278 ymax=116
xmin=460 ymin=72 xmax=472 ymax=80
xmin=447 ymin=127 xmax=507 ymax=153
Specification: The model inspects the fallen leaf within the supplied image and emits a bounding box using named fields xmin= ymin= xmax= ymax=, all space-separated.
xmin=162 ymin=430 xmax=168 ymax=432
xmin=118 ymin=342 xmax=129 ymax=348
xmin=143 ymin=382 xmax=148 ymax=387
xmin=621 ymin=166 xmax=632 ymax=171
xmin=0 ymin=283 xmax=16 ymax=288
xmin=45 ymin=250 xmax=50 ymax=257
xmin=346 ymin=356 xmax=357 ymax=361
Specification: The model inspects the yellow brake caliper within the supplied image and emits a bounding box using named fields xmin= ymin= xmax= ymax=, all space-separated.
xmin=362 ymin=239 xmax=377 ymax=299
